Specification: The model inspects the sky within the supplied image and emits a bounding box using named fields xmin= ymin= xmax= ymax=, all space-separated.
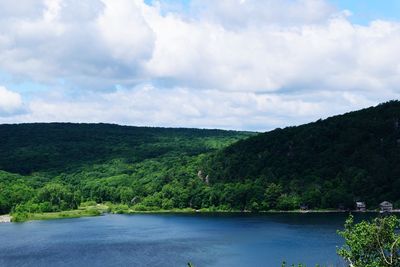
xmin=0 ymin=0 xmax=400 ymax=131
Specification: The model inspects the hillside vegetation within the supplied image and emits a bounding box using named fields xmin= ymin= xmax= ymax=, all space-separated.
xmin=0 ymin=124 xmax=253 ymax=215
xmin=203 ymin=100 xmax=400 ymax=209
xmin=1 ymin=101 xmax=400 ymax=218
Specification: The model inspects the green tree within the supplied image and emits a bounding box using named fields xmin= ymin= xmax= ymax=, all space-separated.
xmin=119 ymin=187 xmax=135 ymax=204
xmin=36 ymin=183 xmax=80 ymax=211
xmin=0 ymin=183 xmax=34 ymax=214
xmin=338 ymin=215 xmax=400 ymax=267
xmin=264 ymin=183 xmax=283 ymax=209
xmin=276 ymin=194 xmax=300 ymax=211
xmin=302 ymin=186 xmax=322 ymax=208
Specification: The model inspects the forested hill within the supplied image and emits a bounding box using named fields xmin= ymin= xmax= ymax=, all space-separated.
xmin=202 ymin=100 xmax=400 ymax=208
xmin=0 ymin=123 xmax=252 ymax=174
xmin=0 ymin=123 xmax=256 ymax=215
xmin=1 ymin=102 xmax=400 ymax=217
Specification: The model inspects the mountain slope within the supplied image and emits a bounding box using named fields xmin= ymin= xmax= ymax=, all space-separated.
xmin=0 ymin=123 xmax=252 ymax=174
xmin=0 ymin=124 xmax=254 ymax=214
xmin=203 ymin=100 xmax=400 ymax=207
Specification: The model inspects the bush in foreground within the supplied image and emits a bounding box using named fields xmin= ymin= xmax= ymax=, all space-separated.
xmin=338 ymin=215 xmax=400 ymax=267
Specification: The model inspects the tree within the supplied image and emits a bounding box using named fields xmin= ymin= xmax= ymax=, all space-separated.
xmin=338 ymin=215 xmax=400 ymax=267
xmin=36 ymin=183 xmax=80 ymax=211
xmin=0 ymin=183 xmax=34 ymax=214
xmin=276 ymin=194 xmax=300 ymax=211
xmin=119 ymin=187 xmax=134 ymax=204
xmin=264 ymin=183 xmax=283 ymax=209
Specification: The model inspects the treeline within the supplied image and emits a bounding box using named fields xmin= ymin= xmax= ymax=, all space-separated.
xmin=0 ymin=161 xmax=311 ymax=214
xmin=0 ymin=155 xmax=297 ymax=214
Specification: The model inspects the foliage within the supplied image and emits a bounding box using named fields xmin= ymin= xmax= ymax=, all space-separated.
xmin=36 ymin=183 xmax=80 ymax=211
xmin=338 ymin=215 xmax=400 ymax=267
xmin=11 ymin=212 xmax=29 ymax=222
xmin=11 ymin=204 xmax=107 ymax=222
xmin=0 ymin=124 xmax=253 ymax=214
xmin=0 ymin=123 xmax=250 ymax=174
xmin=203 ymin=101 xmax=400 ymax=208
xmin=1 ymin=101 xmax=400 ymax=216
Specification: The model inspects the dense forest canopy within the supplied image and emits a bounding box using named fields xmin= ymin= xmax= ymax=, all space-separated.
xmin=203 ymin=100 xmax=400 ymax=209
xmin=0 ymin=123 xmax=250 ymax=174
xmin=0 ymin=123 xmax=253 ymax=214
xmin=1 ymin=101 xmax=400 ymax=216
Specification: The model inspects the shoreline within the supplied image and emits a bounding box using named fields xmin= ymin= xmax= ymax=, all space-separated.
xmin=9 ymin=204 xmax=110 ymax=223
xmin=124 ymin=209 xmax=396 ymax=215
xmin=4 ymin=205 xmax=399 ymax=223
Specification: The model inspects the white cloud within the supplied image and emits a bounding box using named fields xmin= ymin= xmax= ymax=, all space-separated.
xmin=0 ymin=85 xmax=396 ymax=131
xmin=0 ymin=0 xmax=399 ymax=129
xmin=0 ymin=1 xmax=46 ymax=19
xmin=98 ymin=0 xmax=155 ymax=63
xmin=0 ymin=0 xmax=154 ymax=89
xmin=0 ymin=86 xmax=23 ymax=115
xmin=190 ymin=0 xmax=336 ymax=28
xmin=146 ymin=11 xmax=400 ymax=93
xmin=1 ymin=0 xmax=400 ymax=93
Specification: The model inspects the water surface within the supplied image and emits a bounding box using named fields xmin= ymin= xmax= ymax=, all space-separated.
xmin=0 ymin=213 xmax=360 ymax=266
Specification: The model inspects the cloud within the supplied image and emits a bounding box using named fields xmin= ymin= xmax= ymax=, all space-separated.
xmin=0 ymin=0 xmax=154 ymax=89
xmin=0 ymin=1 xmax=46 ymax=19
xmin=146 ymin=10 xmax=400 ymax=93
xmin=98 ymin=0 xmax=155 ymax=63
xmin=1 ymin=84 xmax=397 ymax=131
xmin=0 ymin=86 xmax=23 ymax=115
xmin=190 ymin=0 xmax=336 ymax=28
xmin=1 ymin=0 xmax=400 ymax=94
xmin=0 ymin=0 xmax=400 ymax=130
xmin=0 ymin=0 xmax=397 ymax=92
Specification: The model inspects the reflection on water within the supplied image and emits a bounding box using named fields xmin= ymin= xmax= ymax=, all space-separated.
xmin=0 ymin=213 xmax=380 ymax=267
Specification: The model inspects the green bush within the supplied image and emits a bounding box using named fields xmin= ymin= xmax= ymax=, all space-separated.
xmin=11 ymin=212 xmax=29 ymax=222
xmin=338 ymin=215 xmax=400 ymax=267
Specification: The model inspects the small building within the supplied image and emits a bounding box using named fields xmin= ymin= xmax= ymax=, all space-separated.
xmin=356 ymin=201 xmax=366 ymax=212
xmin=300 ymin=204 xmax=308 ymax=211
xmin=380 ymin=201 xmax=393 ymax=213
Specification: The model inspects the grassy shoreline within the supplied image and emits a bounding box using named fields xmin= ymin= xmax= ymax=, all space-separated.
xmin=10 ymin=204 xmax=110 ymax=222
xmin=7 ymin=204 xmax=394 ymax=223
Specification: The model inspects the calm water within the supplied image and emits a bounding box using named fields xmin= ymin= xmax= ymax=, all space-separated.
xmin=0 ymin=213 xmax=366 ymax=267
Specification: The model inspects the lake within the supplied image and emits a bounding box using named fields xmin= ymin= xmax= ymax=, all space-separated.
xmin=0 ymin=213 xmax=366 ymax=267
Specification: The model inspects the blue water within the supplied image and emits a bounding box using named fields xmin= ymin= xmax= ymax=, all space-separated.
xmin=0 ymin=213 xmax=355 ymax=267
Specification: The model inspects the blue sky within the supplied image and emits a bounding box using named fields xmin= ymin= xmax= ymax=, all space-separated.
xmin=333 ymin=0 xmax=400 ymax=24
xmin=143 ymin=0 xmax=400 ymax=25
xmin=0 ymin=0 xmax=399 ymax=131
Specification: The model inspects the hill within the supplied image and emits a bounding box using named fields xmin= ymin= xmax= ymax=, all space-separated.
xmin=0 ymin=123 xmax=251 ymax=174
xmin=1 ymin=101 xmax=400 ymax=217
xmin=0 ymin=123 xmax=253 ymax=214
xmin=202 ymin=100 xmax=400 ymax=209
